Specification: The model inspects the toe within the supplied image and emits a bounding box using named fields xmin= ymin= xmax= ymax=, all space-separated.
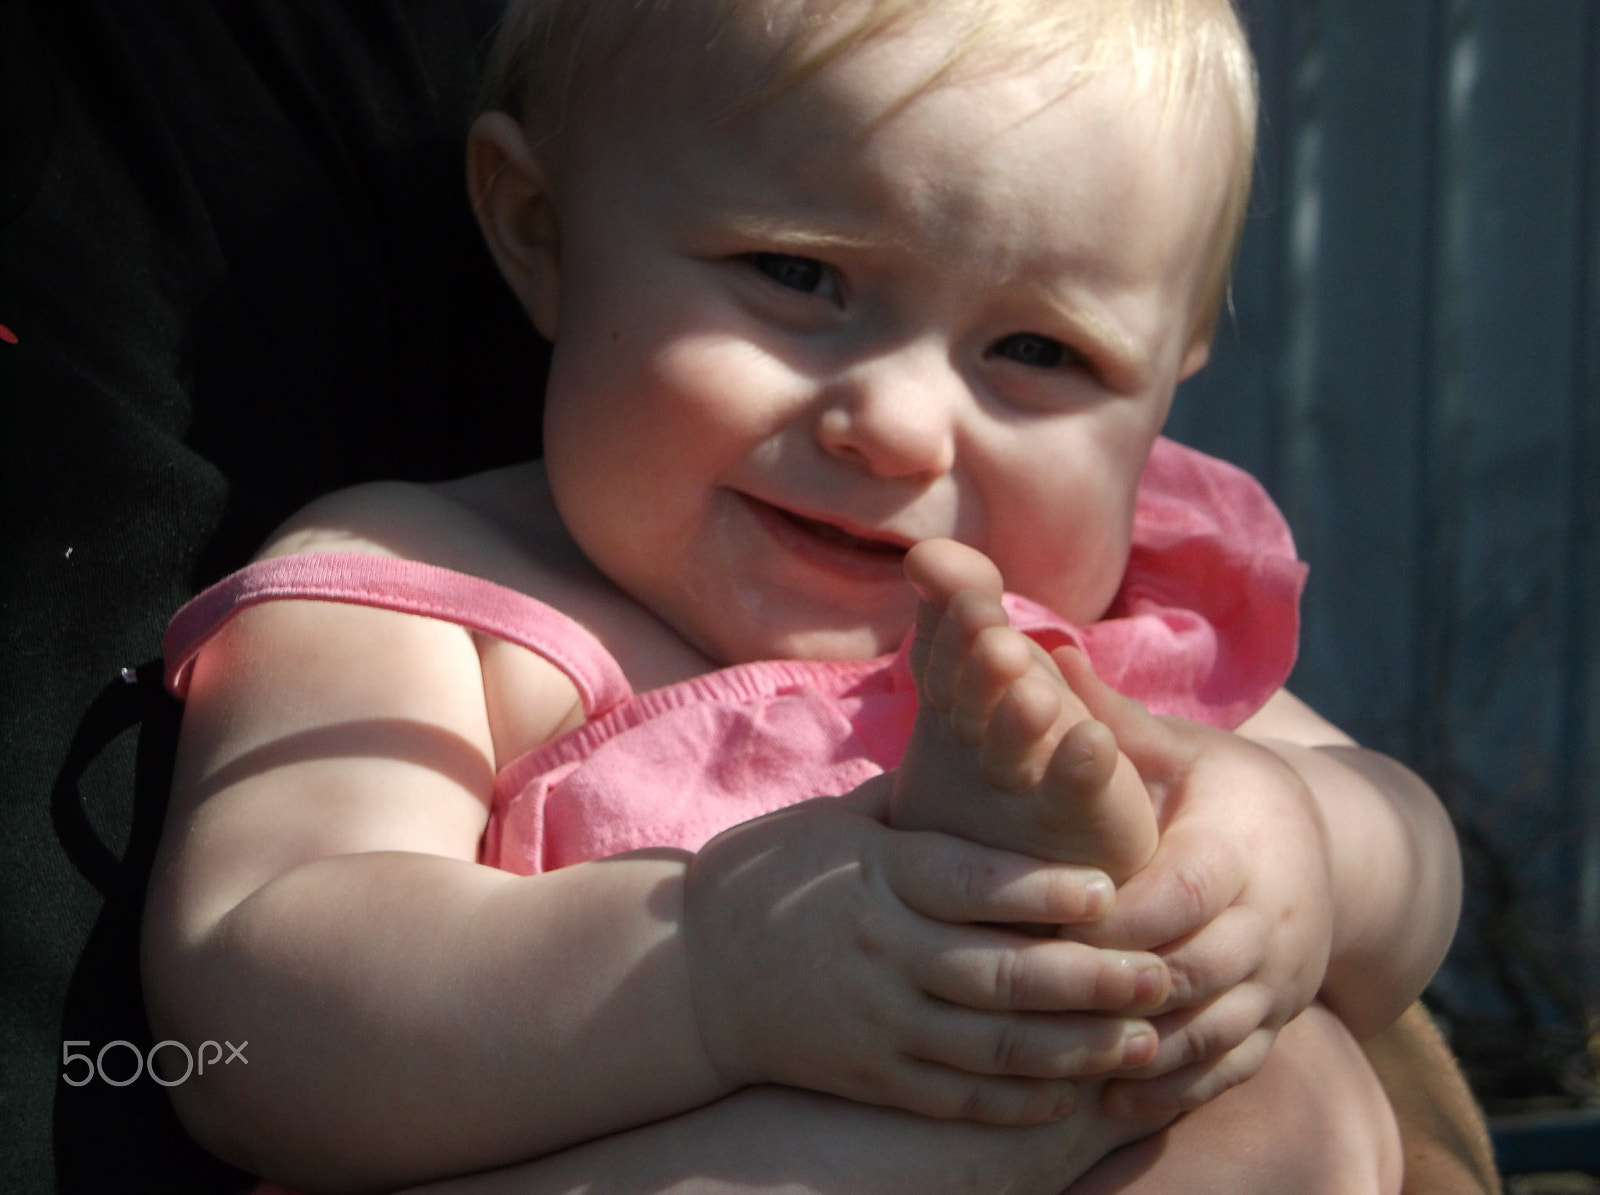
xmin=925 ymin=589 xmax=1010 ymax=710
xmin=905 ymin=539 xmax=1005 ymax=606
xmin=951 ymin=625 xmax=1034 ymax=743
xmin=980 ymin=673 xmax=1066 ymax=791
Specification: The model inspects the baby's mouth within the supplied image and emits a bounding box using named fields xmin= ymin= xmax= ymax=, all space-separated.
xmin=784 ymin=510 xmax=908 ymax=557
xmin=753 ymin=498 xmax=910 ymax=560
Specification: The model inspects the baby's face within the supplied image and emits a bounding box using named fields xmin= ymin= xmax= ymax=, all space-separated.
xmin=537 ymin=19 xmax=1234 ymax=665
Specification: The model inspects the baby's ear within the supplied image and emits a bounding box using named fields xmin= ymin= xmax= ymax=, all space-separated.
xmin=468 ymin=111 xmax=561 ymax=340
xmin=1177 ymin=334 xmax=1211 ymax=381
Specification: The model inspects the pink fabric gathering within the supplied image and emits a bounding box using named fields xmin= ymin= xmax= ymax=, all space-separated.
xmin=163 ymin=437 xmax=1307 ymax=877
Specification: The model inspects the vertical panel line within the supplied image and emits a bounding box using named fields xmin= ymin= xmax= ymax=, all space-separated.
xmin=1279 ymin=0 xmax=1320 ymax=579
xmin=1410 ymin=0 xmax=1452 ymax=772
xmin=1565 ymin=0 xmax=1600 ymax=982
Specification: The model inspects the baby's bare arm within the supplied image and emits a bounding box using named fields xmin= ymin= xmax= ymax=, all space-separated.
xmin=1238 ymin=691 xmax=1463 ymax=1039
xmin=145 ymin=574 xmax=1161 ymax=1190
xmin=143 ymin=594 xmax=730 ymax=1189
xmin=1051 ymin=667 xmax=1460 ymax=1118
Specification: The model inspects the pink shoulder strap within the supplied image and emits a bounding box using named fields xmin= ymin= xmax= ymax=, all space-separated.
xmin=162 ymin=553 xmax=633 ymax=717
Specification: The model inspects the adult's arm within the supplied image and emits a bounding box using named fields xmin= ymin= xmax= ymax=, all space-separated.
xmin=1364 ymin=1004 xmax=1502 ymax=1195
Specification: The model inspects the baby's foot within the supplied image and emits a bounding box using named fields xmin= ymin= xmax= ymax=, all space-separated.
xmin=891 ymin=540 xmax=1158 ymax=884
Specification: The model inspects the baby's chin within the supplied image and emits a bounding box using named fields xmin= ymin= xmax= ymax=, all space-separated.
xmin=677 ymin=608 xmax=913 ymax=668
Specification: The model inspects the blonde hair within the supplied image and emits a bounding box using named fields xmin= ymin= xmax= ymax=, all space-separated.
xmin=479 ymin=0 xmax=1257 ymax=336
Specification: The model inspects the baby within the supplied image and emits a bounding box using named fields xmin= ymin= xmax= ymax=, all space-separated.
xmin=143 ymin=0 xmax=1462 ymax=1191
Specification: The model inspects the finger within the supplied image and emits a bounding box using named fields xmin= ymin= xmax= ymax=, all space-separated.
xmin=885 ymin=830 xmax=1116 ymax=925
xmin=909 ymin=929 xmax=1170 ymax=1012
xmin=1070 ymin=822 xmax=1245 ymax=950
xmin=875 ymin=1058 xmax=1084 ymax=1126
xmin=1127 ymin=983 xmax=1275 ymax=1078
xmin=904 ymin=1004 xmax=1158 ymax=1079
xmin=1102 ymin=1026 xmax=1278 ymax=1117
xmin=836 ymin=772 xmax=895 ymax=821
xmin=1150 ymin=903 xmax=1268 ymax=1012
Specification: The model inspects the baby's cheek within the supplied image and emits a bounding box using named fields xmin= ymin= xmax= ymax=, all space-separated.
xmin=996 ymin=508 xmax=1133 ymax=626
xmin=652 ymin=334 xmax=811 ymax=436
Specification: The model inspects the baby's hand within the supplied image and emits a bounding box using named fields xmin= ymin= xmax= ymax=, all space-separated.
xmin=681 ymin=780 xmax=1170 ymax=1125
xmin=1052 ymin=649 xmax=1335 ymax=1119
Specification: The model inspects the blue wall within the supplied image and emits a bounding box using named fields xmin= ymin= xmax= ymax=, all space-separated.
xmin=1165 ymin=0 xmax=1600 ymax=1060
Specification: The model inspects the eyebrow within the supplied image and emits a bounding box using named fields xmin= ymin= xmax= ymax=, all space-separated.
xmin=1024 ymin=283 xmax=1153 ymax=392
xmin=715 ymin=212 xmax=901 ymax=256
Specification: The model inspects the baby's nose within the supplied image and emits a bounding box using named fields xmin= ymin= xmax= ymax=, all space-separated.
xmin=815 ymin=346 xmax=962 ymax=479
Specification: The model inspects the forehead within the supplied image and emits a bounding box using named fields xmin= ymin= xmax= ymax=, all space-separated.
xmin=582 ymin=16 xmax=1235 ymax=321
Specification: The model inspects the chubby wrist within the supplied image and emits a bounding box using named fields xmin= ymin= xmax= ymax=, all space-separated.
xmin=623 ymin=849 xmax=743 ymax=1101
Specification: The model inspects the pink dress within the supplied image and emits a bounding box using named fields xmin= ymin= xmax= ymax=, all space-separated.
xmin=164 ymin=438 xmax=1307 ymax=878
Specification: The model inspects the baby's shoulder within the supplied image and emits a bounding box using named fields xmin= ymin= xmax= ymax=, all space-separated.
xmin=261 ymin=464 xmax=558 ymax=573
xmin=250 ymin=464 xmax=602 ymax=764
xmin=255 ymin=465 xmax=715 ymax=729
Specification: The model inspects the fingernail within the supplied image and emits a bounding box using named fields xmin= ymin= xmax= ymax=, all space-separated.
xmin=1084 ymin=876 xmax=1114 ymax=918
xmin=1105 ymin=1085 xmax=1139 ymax=1117
xmin=1132 ymin=963 xmax=1165 ymax=1006
xmin=1120 ymin=1025 xmax=1158 ymax=1068
xmin=1053 ymin=1086 xmax=1079 ymax=1117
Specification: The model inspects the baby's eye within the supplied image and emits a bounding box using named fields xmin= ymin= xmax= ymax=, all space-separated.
xmin=987 ymin=332 xmax=1070 ymax=370
xmin=748 ymin=253 xmax=839 ymax=300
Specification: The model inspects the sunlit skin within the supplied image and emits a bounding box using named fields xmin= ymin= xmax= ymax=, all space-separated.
xmin=528 ymin=21 xmax=1226 ymax=669
xmin=476 ymin=19 xmax=1215 ymax=890
xmin=136 ymin=10 xmax=1462 ymax=1195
